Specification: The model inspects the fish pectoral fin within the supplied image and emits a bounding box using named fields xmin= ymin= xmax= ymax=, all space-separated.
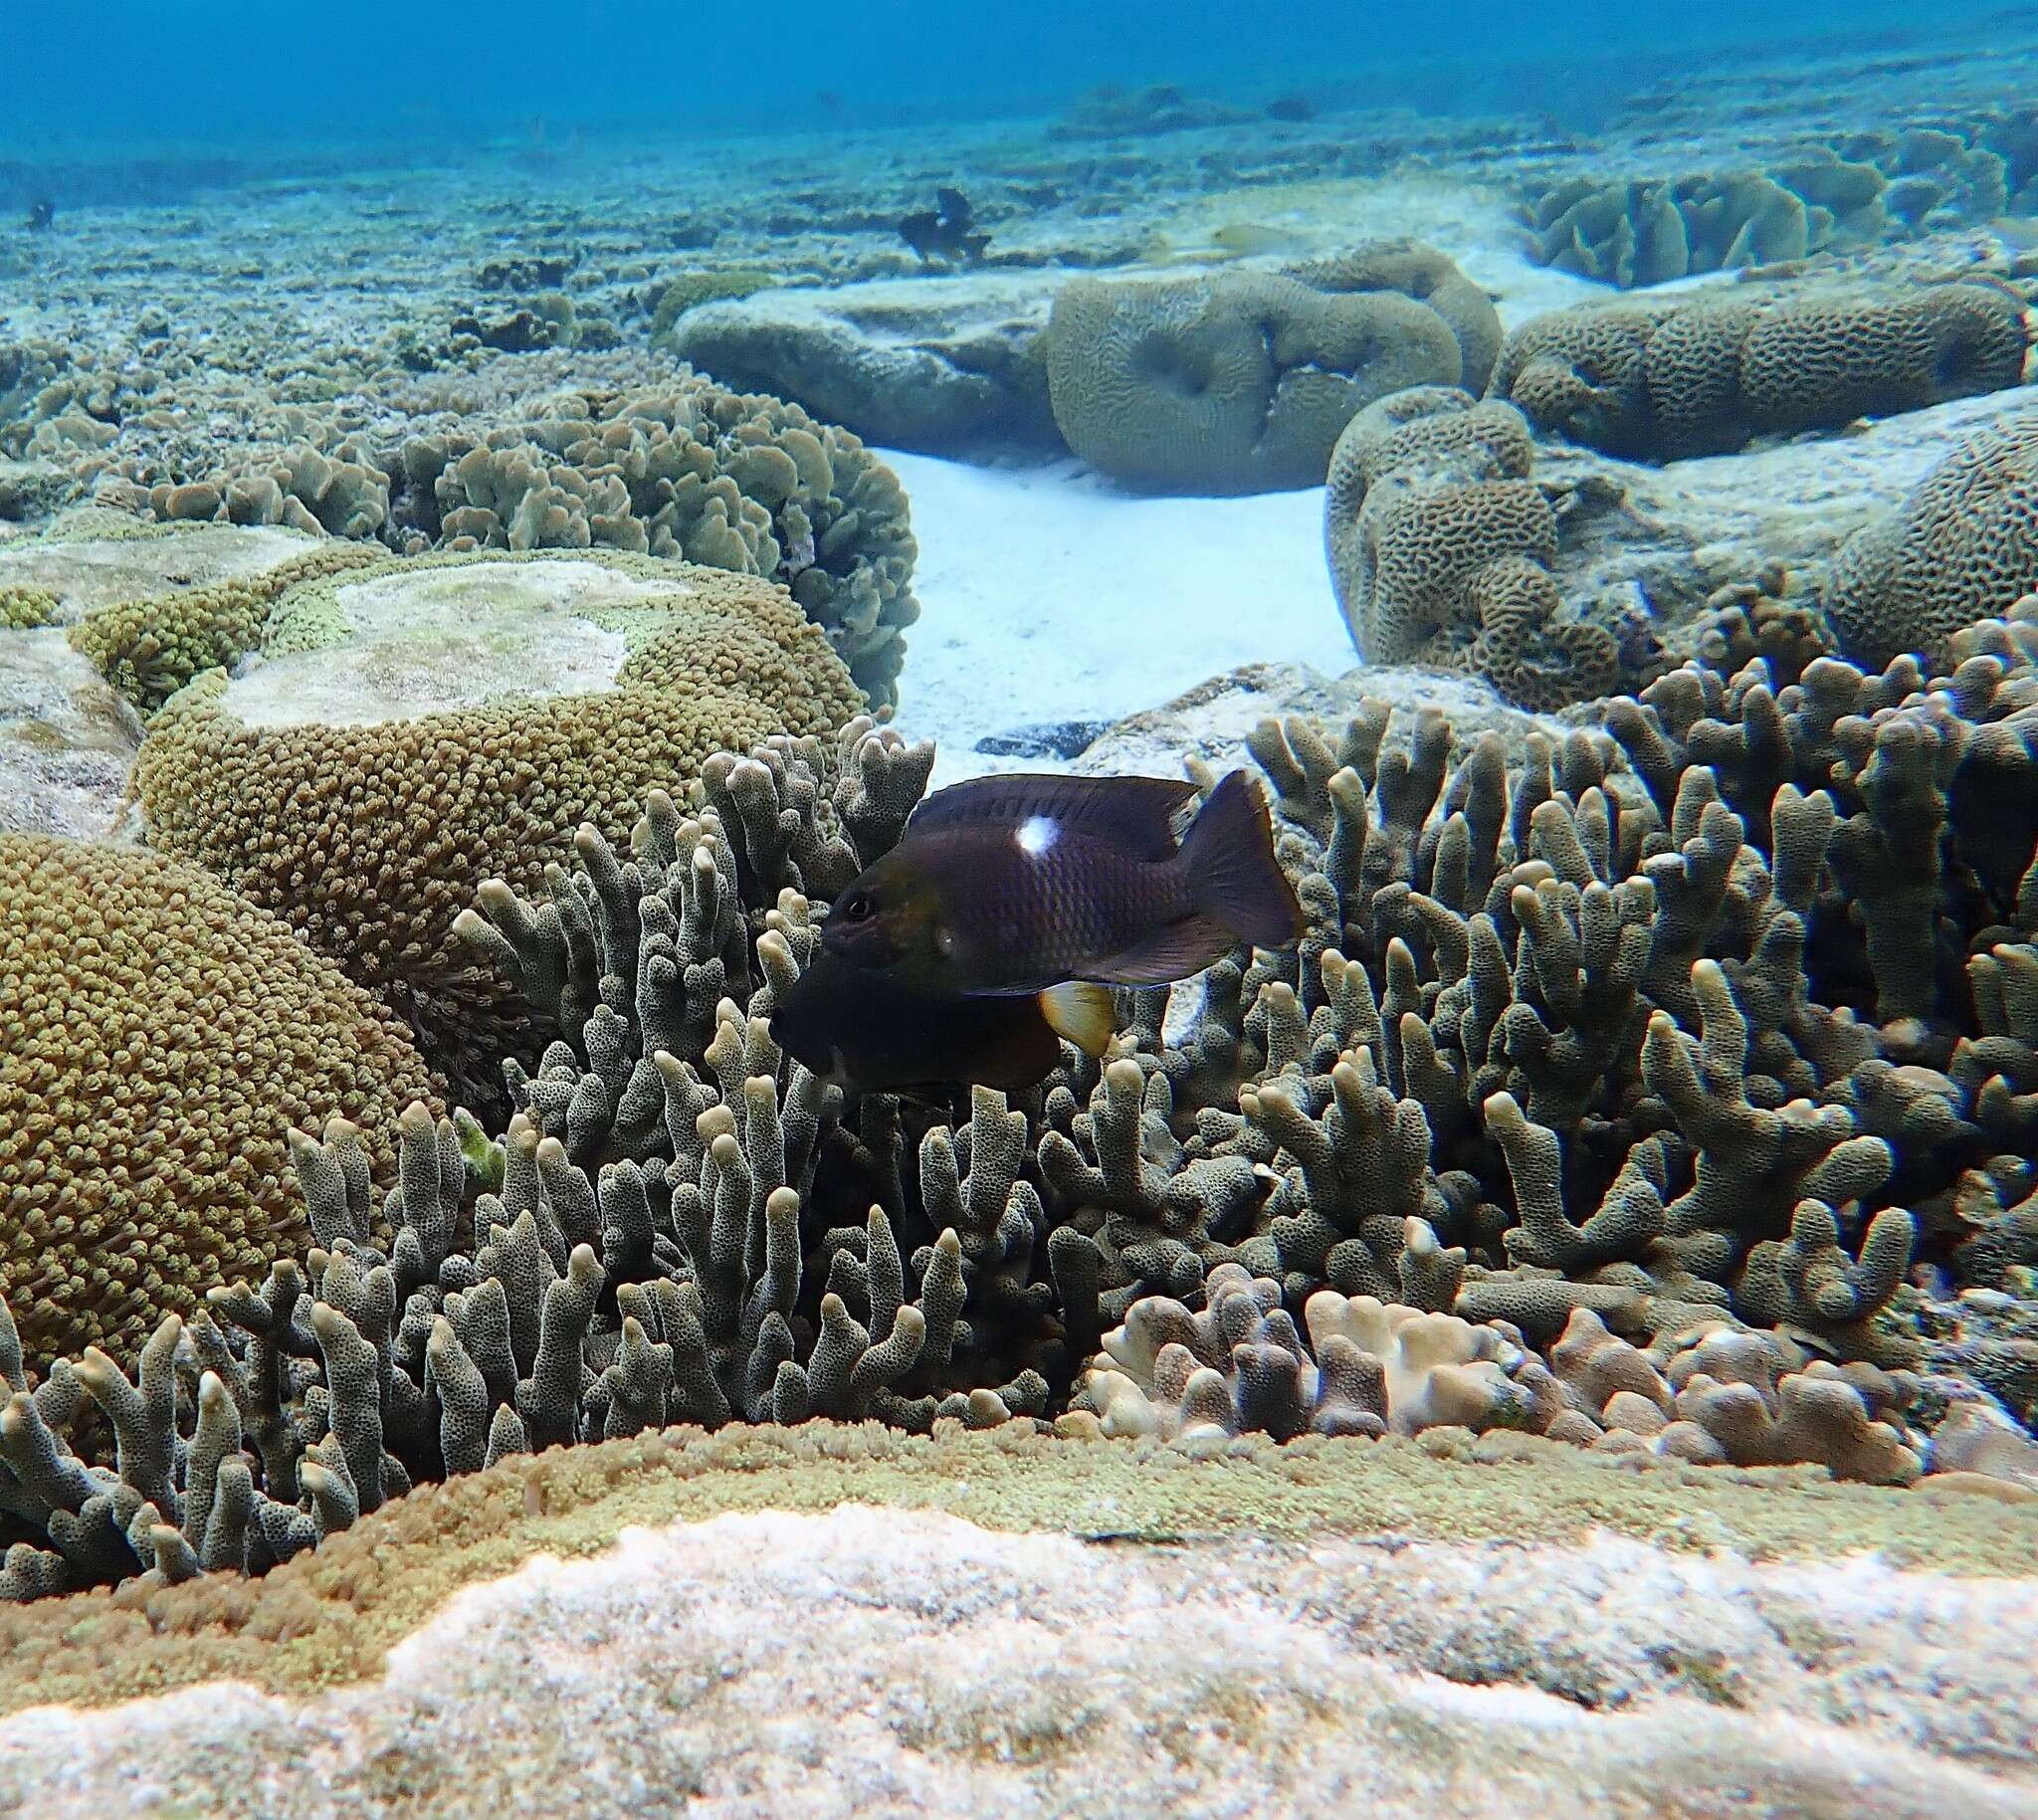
xmin=1085 ymin=915 xmax=1234 ymax=985
xmin=1038 ymin=981 xmax=1117 ymax=1058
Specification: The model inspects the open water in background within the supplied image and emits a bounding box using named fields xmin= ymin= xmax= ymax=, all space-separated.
xmin=1 ymin=1 xmax=2023 ymax=157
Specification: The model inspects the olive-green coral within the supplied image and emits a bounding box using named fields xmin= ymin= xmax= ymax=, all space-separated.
xmin=649 ymin=270 xmax=779 ymax=345
xmin=0 ymin=585 xmax=58 ymax=630
xmin=0 ymin=833 xmax=437 ymax=1367
xmin=1042 ymin=268 xmax=1464 ymax=494
xmin=1324 ymin=386 xmax=1619 ymax=709
xmin=68 ymin=540 xmax=379 ymax=713
xmin=1286 ymin=240 xmax=1503 ymax=395
xmin=130 ymin=549 xmax=864 ymax=1095
xmin=1825 ymin=409 xmax=2038 ymax=668
xmin=1490 ymin=284 xmax=2031 ymax=460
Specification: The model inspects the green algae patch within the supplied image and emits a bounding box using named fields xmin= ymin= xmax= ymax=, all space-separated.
xmin=4 ymin=1422 xmax=2034 ymax=1719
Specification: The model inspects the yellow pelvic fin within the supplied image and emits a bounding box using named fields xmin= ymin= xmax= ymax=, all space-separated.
xmin=1038 ymin=980 xmax=1116 ymax=1059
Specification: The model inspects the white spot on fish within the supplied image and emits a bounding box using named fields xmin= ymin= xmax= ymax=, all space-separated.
xmin=1016 ymin=814 xmax=1058 ymax=857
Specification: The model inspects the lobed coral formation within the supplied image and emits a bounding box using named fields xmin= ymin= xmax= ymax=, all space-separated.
xmin=1525 ymin=115 xmax=2038 ymax=287
xmin=1323 ymin=385 xmax=1621 ymax=709
xmin=1489 ymin=284 xmax=2031 ymax=461
xmin=130 ymin=549 xmax=864 ymax=1101
xmin=1824 ymin=410 xmax=2038 ymax=670
xmin=0 ymin=834 xmax=438 ymax=1368
xmin=131 ymin=374 xmax=918 ymax=709
xmin=1284 ymin=241 xmax=1503 ymax=397
xmin=1041 ymin=249 xmax=1481 ymax=493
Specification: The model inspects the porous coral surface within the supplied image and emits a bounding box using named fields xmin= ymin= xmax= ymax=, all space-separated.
xmin=130 ymin=549 xmax=863 ymax=1098
xmin=0 ymin=834 xmax=438 ymax=1367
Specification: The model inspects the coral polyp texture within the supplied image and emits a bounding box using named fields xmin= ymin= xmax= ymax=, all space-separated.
xmin=0 ymin=833 xmax=438 ymax=1368
xmin=1489 ymin=284 xmax=2032 ymax=461
xmin=1040 ymin=250 xmax=1478 ymax=493
xmin=1323 ymin=385 xmax=1620 ymax=709
xmin=129 ymin=549 xmax=864 ymax=1098
xmin=1824 ymin=408 xmax=2038 ymax=669
xmin=9 ymin=582 xmax=2038 ymax=1601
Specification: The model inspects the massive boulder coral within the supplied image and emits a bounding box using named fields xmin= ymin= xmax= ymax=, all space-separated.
xmin=1041 ymin=260 xmax=1467 ymax=494
xmin=667 ymin=274 xmax=1064 ymax=460
xmin=1489 ymin=284 xmax=2031 ymax=461
xmin=0 ymin=833 xmax=438 ymax=1368
xmin=1823 ymin=410 xmax=2038 ymax=669
xmin=130 ymin=549 xmax=863 ymax=1098
xmin=1323 ymin=386 xmax=1621 ymax=709
xmin=1284 ymin=241 xmax=1503 ymax=398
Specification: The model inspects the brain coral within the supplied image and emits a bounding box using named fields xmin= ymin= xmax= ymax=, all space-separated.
xmin=1490 ymin=284 xmax=2031 ymax=460
xmin=0 ymin=833 xmax=437 ymax=1368
xmin=1324 ymin=386 xmax=1619 ymax=709
xmin=131 ymin=549 xmax=863 ymax=1099
xmin=1042 ymin=268 xmax=1464 ymax=493
xmin=1825 ymin=410 xmax=2038 ymax=669
xmin=1285 ymin=240 xmax=1504 ymax=395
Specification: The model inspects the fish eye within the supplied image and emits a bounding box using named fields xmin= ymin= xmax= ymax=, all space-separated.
xmin=842 ymin=893 xmax=875 ymax=922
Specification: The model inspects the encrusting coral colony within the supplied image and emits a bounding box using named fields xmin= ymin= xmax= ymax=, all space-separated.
xmin=5 ymin=175 xmax=2038 ymax=1634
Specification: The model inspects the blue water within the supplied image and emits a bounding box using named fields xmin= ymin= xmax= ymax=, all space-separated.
xmin=0 ymin=0 xmax=2014 ymax=154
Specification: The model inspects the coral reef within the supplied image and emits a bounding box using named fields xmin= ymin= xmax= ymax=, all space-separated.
xmin=12 ymin=591 xmax=2038 ymax=1602
xmin=1284 ymin=241 xmax=1503 ymax=396
xmin=129 ymin=549 xmax=863 ymax=1099
xmin=1524 ymin=116 xmax=2038 ymax=286
xmin=1824 ymin=410 xmax=2038 ymax=669
xmin=1490 ymin=284 xmax=2031 ymax=460
xmin=1041 ymin=260 xmax=1469 ymax=493
xmin=1323 ymin=385 xmax=1621 ymax=708
xmin=96 ymin=373 xmax=919 ymax=710
xmin=1523 ymin=159 xmax=1892 ymax=289
xmin=0 ymin=833 xmax=438 ymax=1367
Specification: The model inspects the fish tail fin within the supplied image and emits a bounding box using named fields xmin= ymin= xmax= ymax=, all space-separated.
xmin=1178 ymin=771 xmax=1304 ymax=951
xmin=1039 ymin=980 xmax=1116 ymax=1058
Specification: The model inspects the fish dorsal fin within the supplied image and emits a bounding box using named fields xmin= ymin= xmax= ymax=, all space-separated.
xmin=1038 ymin=980 xmax=1116 ymax=1058
xmin=906 ymin=773 xmax=1198 ymax=861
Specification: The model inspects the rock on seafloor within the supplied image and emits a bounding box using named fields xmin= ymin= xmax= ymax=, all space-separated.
xmin=0 ymin=519 xmax=314 ymax=623
xmin=1073 ymin=658 xmax=1563 ymax=780
xmin=0 ymin=522 xmax=320 ymax=835
xmin=0 ymin=628 xmax=143 ymax=838
xmin=671 ymin=272 xmax=1064 ymax=459
xmin=2 ymin=1507 xmax=2030 ymax=1819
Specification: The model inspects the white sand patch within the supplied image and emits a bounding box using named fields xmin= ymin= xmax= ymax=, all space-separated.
xmin=885 ymin=451 xmax=1353 ymax=786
